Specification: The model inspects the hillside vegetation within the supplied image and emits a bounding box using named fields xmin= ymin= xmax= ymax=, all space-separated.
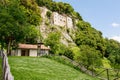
xmin=0 ymin=0 xmax=120 ymax=76
xmin=8 ymin=57 xmax=99 ymax=80
xmin=36 ymin=0 xmax=120 ymax=70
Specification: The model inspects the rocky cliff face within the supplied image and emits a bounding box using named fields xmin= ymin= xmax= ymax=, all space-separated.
xmin=38 ymin=7 xmax=77 ymax=47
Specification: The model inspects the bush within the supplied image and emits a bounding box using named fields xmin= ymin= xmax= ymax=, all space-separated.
xmin=46 ymin=11 xmax=52 ymax=19
xmin=73 ymin=45 xmax=102 ymax=68
xmin=63 ymin=48 xmax=73 ymax=60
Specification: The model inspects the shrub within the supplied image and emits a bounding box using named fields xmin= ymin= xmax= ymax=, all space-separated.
xmin=46 ymin=11 xmax=52 ymax=19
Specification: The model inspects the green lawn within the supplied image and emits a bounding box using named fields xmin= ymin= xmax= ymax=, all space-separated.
xmin=8 ymin=57 xmax=99 ymax=80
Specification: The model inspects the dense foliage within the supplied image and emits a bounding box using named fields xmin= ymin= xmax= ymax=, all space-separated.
xmin=44 ymin=18 xmax=120 ymax=69
xmin=0 ymin=0 xmax=41 ymax=53
xmin=44 ymin=32 xmax=73 ymax=59
xmin=44 ymin=32 xmax=61 ymax=54
xmin=39 ymin=0 xmax=120 ymax=69
xmin=0 ymin=0 xmax=119 ymax=71
xmin=73 ymin=21 xmax=120 ymax=69
xmin=105 ymin=39 xmax=120 ymax=69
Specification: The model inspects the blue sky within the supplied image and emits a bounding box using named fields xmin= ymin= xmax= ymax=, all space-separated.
xmin=55 ymin=0 xmax=120 ymax=42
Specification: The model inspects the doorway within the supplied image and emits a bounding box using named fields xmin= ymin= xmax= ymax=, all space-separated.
xmin=21 ymin=49 xmax=29 ymax=56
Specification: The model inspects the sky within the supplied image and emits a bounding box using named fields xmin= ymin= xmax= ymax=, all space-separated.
xmin=55 ymin=0 xmax=120 ymax=42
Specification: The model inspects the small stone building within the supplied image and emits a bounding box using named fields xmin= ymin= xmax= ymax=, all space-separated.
xmin=11 ymin=43 xmax=50 ymax=57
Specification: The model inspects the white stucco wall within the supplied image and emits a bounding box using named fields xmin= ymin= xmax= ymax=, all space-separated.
xmin=58 ymin=15 xmax=66 ymax=27
xmin=11 ymin=49 xmax=21 ymax=56
xmin=17 ymin=49 xmax=21 ymax=56
xmin=53 ymin=12 xmax=66 ymax=27
xmin=53 ymin=12 xmax=59 ymax=25
xmin=66 ymin=17 xmax=73 ymax=28
xmin=29 ymin=49 xmax=37 ymax=57
xmin=52 ymin=12 xmax=73 ymax=28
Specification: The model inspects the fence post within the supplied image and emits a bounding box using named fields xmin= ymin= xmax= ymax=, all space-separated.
xmin=106 ymin=69 xmax=109 ymax=80
xmin=1 ymin=51 xmax=14 ymax=80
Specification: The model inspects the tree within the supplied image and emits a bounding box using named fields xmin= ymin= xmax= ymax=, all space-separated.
xmin=71 ymin=46 xmax=80 ymax=60
xmin=36 ymin=0 xmax=53 ymax=8
xmin=46 ymin=11 xmax=52 ymax=19
xmin=24 ymin=25 xmax=39 ymax=44
xmin=75 ymin=21 xmax=106 ymax=57
xmin=0 ymin=0 xmax=41 ymax=54
xmin=64 ymin=47 xmax=73 ymax=59
xmin=44 ymin=32 xmax=61 ymax=54
xmin=44 ymin=32 xmax=73 ymax=59
xmin=74 ymin=12 xmax=83 ymax=20
xmin=20 ymin=0 xmax=42 ymax=26
xmin=105 ymin=39 xmax=120 ymax=69
xmin=63 ymin=3 xmax=74 ymax=15
xmin=0 ymin=1 xmax=26 ymax=53
xmin=74 ymin=45 xmax=102 ymax=69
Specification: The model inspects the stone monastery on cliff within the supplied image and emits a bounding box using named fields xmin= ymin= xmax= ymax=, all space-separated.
xmin=40 ymin=7 xmax=73 ymax=28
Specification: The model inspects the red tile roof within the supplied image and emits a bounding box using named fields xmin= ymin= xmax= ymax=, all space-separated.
xmin=18 ymin=44 xmax=50 ymax=50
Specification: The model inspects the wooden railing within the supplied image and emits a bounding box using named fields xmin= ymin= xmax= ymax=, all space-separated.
xmin=60 ymin=55 xmax=120 ymax=80
xmin=0 ymin=50 xmax=14 ymax=80
xmin=60 ymin=56 xmax=95 ymax=76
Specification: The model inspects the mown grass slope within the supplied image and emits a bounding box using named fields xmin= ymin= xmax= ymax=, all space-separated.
xmin=8 ymin=57 xmax=99 ymax=80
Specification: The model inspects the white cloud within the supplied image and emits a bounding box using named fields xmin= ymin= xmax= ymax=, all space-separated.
xmin=111 ymin=22 xmax=120 ymax=27
xmin=109 ymin=36 xmax=120 ymax=42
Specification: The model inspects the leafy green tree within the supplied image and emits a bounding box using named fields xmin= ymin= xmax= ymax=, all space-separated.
xmin=63 ymin=3 xmax=74 ymax=15
xmin=0 ymin=0 xmax=26 ymax=53
xmin=72 ymin=12 xmax=83 ymax=20
xmin=20 ymin=0 xmax=41 ymax=26
xmin=75 ymin=45 xmax=102 ymax=69
xmin=64 ymin=48 xmax=73 ymax=59
xmin=36 ymin=0 xmax=53 ymax=7
xmin=75 ymin=21 xmax=106 ymax=57
xmin=44 ymin=32 xmax=61 ymax=54
xmin=105 ymin=39 xmax=120 ymax=69
xmin=44 ymin=32 xmax=73 ymax=58
xmin=0 ymin=0 xmax=41 ymax=54
xmin=46 ymin=11 xmax=52 ymax=19
xmin=71 ymin=46 xmax=81 ymax=60
xmin=24 ymin=25 xmax=39 ymax=44
xmin=60 ymin=46 xmax=74 ymax=59
xmin=108 ymin=48 xmax=120 ymax=69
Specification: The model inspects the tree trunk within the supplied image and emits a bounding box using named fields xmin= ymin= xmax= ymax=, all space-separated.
xmin=7 ymin=41 xmax=11 ymax=55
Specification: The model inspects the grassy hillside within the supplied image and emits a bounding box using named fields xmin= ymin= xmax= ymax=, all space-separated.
xmin=8 ymin=57 xmax=99 ymax=80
